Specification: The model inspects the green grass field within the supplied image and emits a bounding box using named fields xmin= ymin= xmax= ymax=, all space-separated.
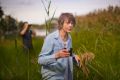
xmin=0 ymin=37 xmax=43 ymax=80
xmin=72 ymin=27 xmax=120 ymax=80
xmin=0 ymin=26 xmax=120 ymax=80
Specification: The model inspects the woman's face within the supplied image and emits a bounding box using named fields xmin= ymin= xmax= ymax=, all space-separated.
xmin=62 ymin=19 xmax=74 ymax=33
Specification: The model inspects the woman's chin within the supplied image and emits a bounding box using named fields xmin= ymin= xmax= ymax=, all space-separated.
xmin=67 ymin=30 xmax=72 ymax=33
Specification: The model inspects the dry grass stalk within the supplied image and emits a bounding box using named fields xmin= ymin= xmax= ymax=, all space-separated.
xmin=79 ymin=52 xmax=95 ymax=78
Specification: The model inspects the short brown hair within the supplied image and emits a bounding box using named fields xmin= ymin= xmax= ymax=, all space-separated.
xmin=58 ymin=13 xmax=76 ymax=30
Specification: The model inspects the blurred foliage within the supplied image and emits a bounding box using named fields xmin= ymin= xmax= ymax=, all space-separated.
xmin=0 ymin=6 xmax=19 ymax=39
xmin=0 ymin=6 xmax=4 ymax=19
xmin=75 ymin=5 xmax=120 ymax=36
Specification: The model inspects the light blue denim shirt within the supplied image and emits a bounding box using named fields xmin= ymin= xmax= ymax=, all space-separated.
xmin=38 ymin=30 xmax=74 ymax=80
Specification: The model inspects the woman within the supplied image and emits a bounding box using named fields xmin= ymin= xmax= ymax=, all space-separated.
xmin=38 ymin=13 xmax=80 ymax=80
xmin=20 ymin=22 xmax=36 ymax=51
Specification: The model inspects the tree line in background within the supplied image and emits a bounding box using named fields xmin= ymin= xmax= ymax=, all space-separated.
xmin=0 ymin=7 xmax=18 ymax=39
xmin=0 ymin=5 xmax=120 ymax=39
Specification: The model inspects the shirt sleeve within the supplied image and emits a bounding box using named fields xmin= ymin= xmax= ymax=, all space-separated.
xmin=38 ymin=36 xmax=56 ymax=66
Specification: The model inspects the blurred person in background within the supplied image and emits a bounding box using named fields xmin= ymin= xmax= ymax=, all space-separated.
xmin=20 ymin=22 xmax=36 ymax=52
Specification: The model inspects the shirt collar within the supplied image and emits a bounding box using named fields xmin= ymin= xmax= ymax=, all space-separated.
xmin=54 ymin=30 xmax=59 ymax=39
xmin=53 ymin=30 xmax=71 ymax=41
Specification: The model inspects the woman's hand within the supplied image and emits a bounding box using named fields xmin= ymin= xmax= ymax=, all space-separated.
xmin=74 ymin=55 xmax=80 ymax=63
xmin=55 ymin=49 xmax=70 ymax=59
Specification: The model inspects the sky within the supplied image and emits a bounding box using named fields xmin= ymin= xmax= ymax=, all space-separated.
xmin=0 ymin=0 xmax=120 ymax=24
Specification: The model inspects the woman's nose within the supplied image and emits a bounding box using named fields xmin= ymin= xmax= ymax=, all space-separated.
xmin=69 ymin=23 xmax=73 ymax=27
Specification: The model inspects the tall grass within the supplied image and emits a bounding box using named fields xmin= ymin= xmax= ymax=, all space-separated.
xmin=0 ymin=22 xmax=120 ymax=80
xmin=72 ymin=23 xmax=120 ymax=80
xmin=0 ymin=25 xmax=120 ymax=80
xmin=41 ymin=0 xmax=56 ymax=36
xmin=0 ymin=37 xmax=43 ymax=80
